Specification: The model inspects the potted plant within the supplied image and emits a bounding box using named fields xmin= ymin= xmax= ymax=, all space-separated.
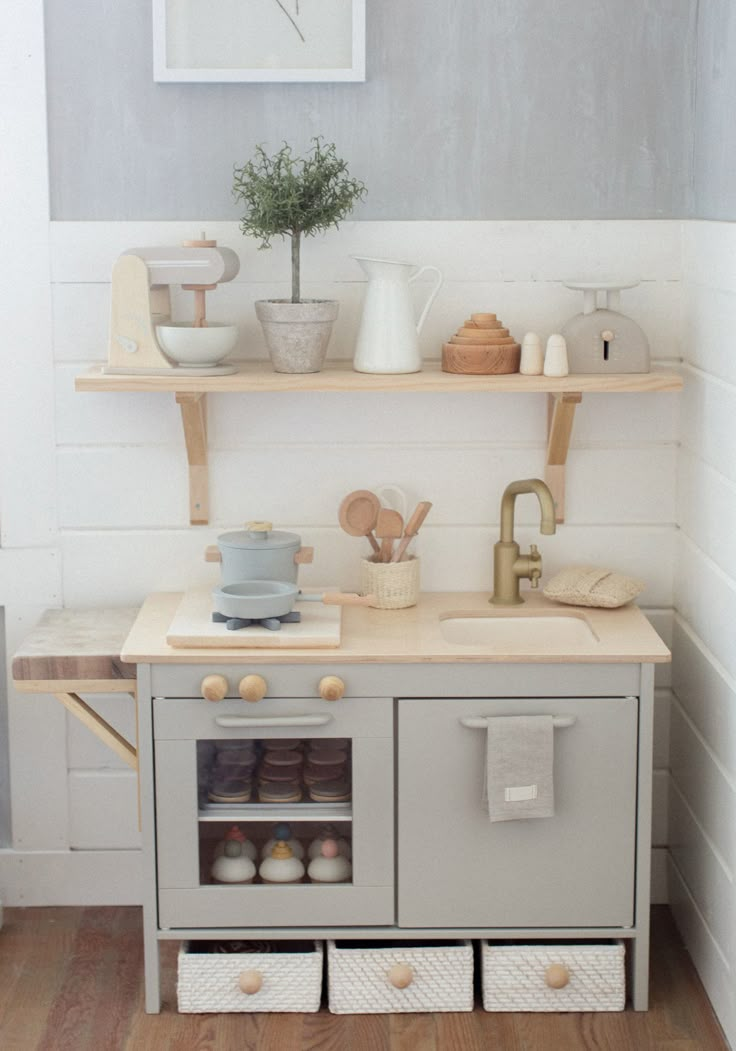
xmin=233 ymin=138 xmax=366 ymax=373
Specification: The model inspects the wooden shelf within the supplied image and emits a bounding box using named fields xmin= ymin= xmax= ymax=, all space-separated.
xmin=76 ymin=361 xmax=683 ymax=395
xmin=75 ymin=362 xmax=683 ymax=525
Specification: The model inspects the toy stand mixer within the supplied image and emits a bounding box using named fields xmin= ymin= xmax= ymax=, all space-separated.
xmin=561 ymin=282 xmax=650 ymax=374
xmin=106 ymin=234 xmax=240 ymax=375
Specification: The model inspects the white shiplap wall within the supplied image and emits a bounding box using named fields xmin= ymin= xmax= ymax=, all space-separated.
xmin=670 ymin=221 xmax=736 ymax=1046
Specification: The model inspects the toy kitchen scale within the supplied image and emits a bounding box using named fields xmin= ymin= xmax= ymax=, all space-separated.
xmin=105 ymin=234 xmax=240 ymax=375
xmin=561 ymin=282 xmax=650 ymax=373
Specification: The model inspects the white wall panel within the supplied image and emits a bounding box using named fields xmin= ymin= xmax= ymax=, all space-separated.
xmin=670 ymin=701 xmax=736 ymax=871
xmin=672 ymin=617 xmax=736 ymax=777
xmin=679 ymin=367 xmax=736 ymax=485
xmin=674 ymin=534 xmax=736 ymax=683
xmin=678 ymin=450 xmax=736 ymax=576
xmin=68 ymin=771 xmax=140 ymax=849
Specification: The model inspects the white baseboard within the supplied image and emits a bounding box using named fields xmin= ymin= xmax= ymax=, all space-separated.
xmin=0 ymin=848 xmax=142 ymax=905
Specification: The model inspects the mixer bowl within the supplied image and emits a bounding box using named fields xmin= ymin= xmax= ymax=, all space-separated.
xmin=156 ymin=322 xmax=238 ymax=366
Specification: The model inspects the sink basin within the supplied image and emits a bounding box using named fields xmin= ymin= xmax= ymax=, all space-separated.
xmin=439 ymin=611 xmax=599 ymax=652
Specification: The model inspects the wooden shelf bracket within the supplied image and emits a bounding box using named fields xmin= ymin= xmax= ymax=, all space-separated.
xmin=545 ymin=392 xmax=582 ymax=523
xmin=176 ymin=392 xmax=209 ymax=525
xmin=54 ymin=690 xmax=138 ymax=770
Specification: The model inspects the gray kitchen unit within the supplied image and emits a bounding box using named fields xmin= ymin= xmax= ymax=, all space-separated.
xmin=128 ymin=591 xmax=667 ymax=1015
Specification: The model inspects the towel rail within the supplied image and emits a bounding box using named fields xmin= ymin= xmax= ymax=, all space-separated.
xmin=460 ymin=715 xmax=576 ymax=729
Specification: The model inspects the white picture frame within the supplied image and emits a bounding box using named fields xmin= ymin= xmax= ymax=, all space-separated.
xmin=153 ymin=0 xmax=366 ymax=82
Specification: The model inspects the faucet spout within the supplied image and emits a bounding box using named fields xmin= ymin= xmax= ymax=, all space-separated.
xmin=491 ymin=478 xmax=557 ymax=606
xmin=499 ymin=478 xmax=557 ymax=542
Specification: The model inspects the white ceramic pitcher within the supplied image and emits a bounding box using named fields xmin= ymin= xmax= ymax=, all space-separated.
xmin=352 ymin=257 xmax=444 ymax=374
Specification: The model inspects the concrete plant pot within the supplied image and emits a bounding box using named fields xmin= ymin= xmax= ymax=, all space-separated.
xmin=255 ymin=299 xmax=339 ymax=373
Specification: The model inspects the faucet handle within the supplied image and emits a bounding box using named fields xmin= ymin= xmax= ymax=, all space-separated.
xmin=529 ymin=544 xmax=542 ymax=588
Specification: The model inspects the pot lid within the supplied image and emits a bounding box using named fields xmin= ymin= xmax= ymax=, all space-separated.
xmin=218 ymin=520 xmax=302 ymax=550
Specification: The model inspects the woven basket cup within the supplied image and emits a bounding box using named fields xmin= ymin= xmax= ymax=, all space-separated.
xmin=360 ymin=556 xmax=420 ymax=609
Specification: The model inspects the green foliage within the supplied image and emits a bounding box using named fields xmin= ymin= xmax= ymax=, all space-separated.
xmin=233 ymin=138 xmax=366 ymax=302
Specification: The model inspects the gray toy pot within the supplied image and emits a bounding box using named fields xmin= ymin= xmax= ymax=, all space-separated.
xmin=206 ymin=521 xmax=314 ymax=585
xmin=255 ymin=299 xmax=338 ymax=373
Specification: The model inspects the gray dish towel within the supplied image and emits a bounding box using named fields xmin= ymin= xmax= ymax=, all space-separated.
xmin=484 ymin=715 xmax=555 ymax=822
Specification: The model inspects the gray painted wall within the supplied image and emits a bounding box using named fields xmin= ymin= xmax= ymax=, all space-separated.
xmin=693 ymin=0 xmax=736 ymax=219
xmin=45 ymin=1 xmax=695 ymax=220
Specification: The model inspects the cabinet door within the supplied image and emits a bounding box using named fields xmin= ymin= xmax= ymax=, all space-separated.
xmin=398 ymin=696 xmax=638 ymax=929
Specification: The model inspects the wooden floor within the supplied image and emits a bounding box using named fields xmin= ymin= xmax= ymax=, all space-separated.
xmin=0 ymin=906 xmax=728 ymax=1051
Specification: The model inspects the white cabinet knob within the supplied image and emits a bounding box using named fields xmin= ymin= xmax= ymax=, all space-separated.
xmin=387 ymin=963 xmax=414 ymax=989
xmin=545 ymin=963 xmax=570 ymax=989
xmin=239 ymin=674 xmax=268 ymax=703
xmin=201 ymin=674 xmax=229 ymax=702
xmin=238 ymin=969 xmax=263 ymax=994
xmin=319 ymin=675 xmax=345 ymax=702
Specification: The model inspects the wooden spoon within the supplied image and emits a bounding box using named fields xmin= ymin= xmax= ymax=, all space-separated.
xmin=376 ymin=508 xmax=404 ymax=562
xmin=391 ymin=501 xmax=432 ymax=562
xmin=338 ymin=490 xmax=381 ymax=554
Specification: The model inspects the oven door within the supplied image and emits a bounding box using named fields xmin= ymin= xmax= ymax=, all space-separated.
xmin=153 ymin=696 xmax=394 ymax=929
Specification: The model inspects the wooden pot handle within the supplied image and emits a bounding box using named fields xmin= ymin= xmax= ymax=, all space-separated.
xmin=545 ymin=963 xmax=570 ymax=989
xmin=204 ymin=545 xmax=222 ymax=562
xmin=387 ymin=963 xmax=414 ymax=989
xmin=238 ymin=969 xmax=263 ymax=995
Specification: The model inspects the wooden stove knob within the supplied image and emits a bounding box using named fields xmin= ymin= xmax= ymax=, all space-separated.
xmin=387 ymin=963 xmax=414 ymax=989
xmin=319 ymin=675 xmax=345 ymax=702
xmin=201 ymin=674 xmax=229 ymax=702
xmin=238 ymin=969 xmax=263 ymax=995
xmin=239 ymin=674 xmax=268 ymax=703
xmin=545 ymin=963 xmax=570 ymax=989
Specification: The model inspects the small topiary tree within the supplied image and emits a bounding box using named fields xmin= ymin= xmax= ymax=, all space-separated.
xmin=233 ymin=138 xmax=367 ymax=304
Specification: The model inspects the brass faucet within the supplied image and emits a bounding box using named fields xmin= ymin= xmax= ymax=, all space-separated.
xmin=490 ymin=478 xmax=557 ymax=606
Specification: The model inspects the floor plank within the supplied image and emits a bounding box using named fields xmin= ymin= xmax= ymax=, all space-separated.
xmin=0 ymin=907 xmax=727 ymax=1051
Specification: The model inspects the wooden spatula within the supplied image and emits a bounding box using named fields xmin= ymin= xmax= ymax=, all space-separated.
xmin=375 ymin=508 xmax=403 ymax=562
xmin=391 ymin=501 xmax=432 ymax=562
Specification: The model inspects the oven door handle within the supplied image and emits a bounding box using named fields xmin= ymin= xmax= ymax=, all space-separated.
xmin=214 ymin=714 xmax=334 ymax=729
xmin=460 ymin=715 xmax=576 ymax=729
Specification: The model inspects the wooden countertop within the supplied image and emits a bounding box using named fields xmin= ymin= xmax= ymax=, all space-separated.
xmin=121 ymin=591 xmax=671 ymax=665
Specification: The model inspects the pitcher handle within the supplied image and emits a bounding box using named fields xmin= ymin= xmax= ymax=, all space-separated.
xmin=409 ymin=266 xmax=444 ymax=335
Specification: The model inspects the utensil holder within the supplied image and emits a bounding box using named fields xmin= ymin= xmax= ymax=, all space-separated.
xmin=360 ymin=556 xmax=420 ymax=609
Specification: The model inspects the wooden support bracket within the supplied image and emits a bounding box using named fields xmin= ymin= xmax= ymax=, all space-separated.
xmin=545 ymin=392 xmax=583 ymax=523
xmin=54 ymin=690 xmax=138 ymax=770
xmin=176 ymin=392 xmax=209 ymax=525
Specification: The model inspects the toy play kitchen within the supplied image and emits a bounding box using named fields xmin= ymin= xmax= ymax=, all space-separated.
xmin=106 ymin=234 xmax=240 ymax=375
xmin=13 ymin=573 xmax=670 ymax=1015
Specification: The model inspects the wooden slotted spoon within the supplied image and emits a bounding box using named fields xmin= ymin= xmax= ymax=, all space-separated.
xmin=338 ymin=490 xmax=381 ymax=555
xmin=375 ymin=508 xmax=404 ymax=563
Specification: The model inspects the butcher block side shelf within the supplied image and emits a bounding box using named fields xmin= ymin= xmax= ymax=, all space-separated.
xmin=75 ymin=362 xmax=683 ymax=526
xmin=12 ymin=607 xmax=140 ymax=772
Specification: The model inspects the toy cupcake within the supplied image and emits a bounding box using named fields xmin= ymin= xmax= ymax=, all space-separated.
xmin=259 ymin=841 xmax=305 ymax=884
xmin=211 ymin=839 xmax=256 ymax=884
xmin=307 ymin=838 xmax=352 ymax=883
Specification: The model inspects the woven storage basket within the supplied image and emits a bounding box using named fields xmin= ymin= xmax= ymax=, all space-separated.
xmin=481 ymin=940 xmax=625 ymax=1012
xmin=360 ymin=555 xmax=420 ymax=609
xmin=177 ymin=940 xmax=323 ymax=1013
xmin=327 ymin=939 xmax=474 ymax=1014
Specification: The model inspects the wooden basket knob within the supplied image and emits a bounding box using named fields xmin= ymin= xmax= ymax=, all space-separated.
xmin=238 ymin=969 xmax=263 ymax=995
xmin=319 ymin=675 xmax=345 ymax=702
xmin=201 ymin=674 xmax=229 ymax=702
xmin=239 ymin=674 xmax=268 ymax=703
xmin=545 ymin=963 xmax=570 ymax=989
xmin=387 ymin=963 xmax=414 ymax=989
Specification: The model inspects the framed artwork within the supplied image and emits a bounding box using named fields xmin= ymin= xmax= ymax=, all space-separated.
xmin=153 ymin=0 xmax=366 ymax=82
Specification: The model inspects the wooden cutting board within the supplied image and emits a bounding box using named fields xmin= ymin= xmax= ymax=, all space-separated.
xmin=166 ymin=586 xmax=342 ymax=649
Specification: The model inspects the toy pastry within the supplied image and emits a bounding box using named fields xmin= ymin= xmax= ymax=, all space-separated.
xmin=259 ymin=841 xmax=305 ymax=884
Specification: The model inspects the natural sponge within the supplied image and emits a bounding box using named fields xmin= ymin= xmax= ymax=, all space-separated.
xmin=543 ymin=565 xmax=644 ymax=609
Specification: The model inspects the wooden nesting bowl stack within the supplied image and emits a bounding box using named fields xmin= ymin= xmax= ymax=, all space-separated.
xmin=441 ymin=312 xmax=521 ymax=374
